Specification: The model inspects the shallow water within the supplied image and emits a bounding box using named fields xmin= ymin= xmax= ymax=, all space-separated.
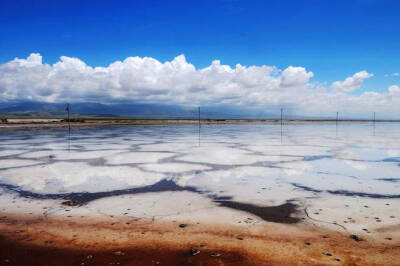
xmin=0 ymin=123 xmax=399 ymax=235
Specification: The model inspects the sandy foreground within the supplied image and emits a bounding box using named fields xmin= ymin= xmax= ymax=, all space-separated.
xmin=0 ymin=209 xmax=399 ymax=266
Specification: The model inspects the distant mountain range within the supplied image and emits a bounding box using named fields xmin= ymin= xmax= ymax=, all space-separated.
xmin=0 ymin=102 xmax=275 ymax=119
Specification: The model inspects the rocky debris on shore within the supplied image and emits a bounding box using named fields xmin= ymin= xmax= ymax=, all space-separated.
xmin=61 ymin=200 xmax=78 ymax=206
xmin=113 ymin=251 xmax=125 ymax=256
xmin=350 ymin=234 xmax=362 ymax=242
xmin=189 ymin=248 xmax=200 ymax=256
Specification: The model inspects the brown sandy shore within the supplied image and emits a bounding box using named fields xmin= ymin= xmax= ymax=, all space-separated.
xmin=0 ymin=213 xmax=399 ymax=266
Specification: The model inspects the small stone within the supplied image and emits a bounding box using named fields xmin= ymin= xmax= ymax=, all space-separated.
xmin=87 ymin=255 xmax=93 ymax=259
xmin=321 ymin=235 xmax=328 ymax=239
xmin=113 ymin=251 xmax=125 ymax=256
xmin=335 ymin=258 xmax=341 ymax=261
xmin=62 ymin=200 xmax=77 ymax=206
xmin=385 ymin=237 xmax=392 ymax=240
xmin=190 ymin=248 xmax=200 ymax=256
xmin=305 ymin=242 xmax=311 ymax=246
xmin=350 ymin=235 xmax=362 ymax=242
xmin=179 ymin=224 xmax=186 ymax=228
xmin=323 ymin=252 xmax=332 ymax=257
xmin=236 ymin=236 xmax=244 ymax=240
xmin=210 ymin=253 xmax=221 ymax=257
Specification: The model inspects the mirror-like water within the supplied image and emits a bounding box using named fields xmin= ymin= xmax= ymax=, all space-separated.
xmin=0 ymin=122 xmax=399 ymax=235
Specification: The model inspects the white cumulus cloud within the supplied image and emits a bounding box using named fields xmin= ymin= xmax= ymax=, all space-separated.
xmin=331 ymin=71 xmax=373 ymax=92
xmin=388 ymin=85 xmax=400 ymax=96
xmin=0 ymin=53 xmax=400 ymax=118
xmin=0 ymin=53 xmax=314 ymax=105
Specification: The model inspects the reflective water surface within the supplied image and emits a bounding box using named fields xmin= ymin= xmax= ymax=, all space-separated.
xmin=0 ymin=122 xmax=399 ymax=236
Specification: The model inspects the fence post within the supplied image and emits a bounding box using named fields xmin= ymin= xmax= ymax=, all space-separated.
xmin=66 ymin=103 xmax=70 ymax=133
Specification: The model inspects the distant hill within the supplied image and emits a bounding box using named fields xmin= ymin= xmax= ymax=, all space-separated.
xmin=0 ymin=102 xmax=274 ymax=119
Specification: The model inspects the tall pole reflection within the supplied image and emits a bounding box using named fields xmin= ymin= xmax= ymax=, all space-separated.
xmin=373 ymin=112 xmax=376 ymax=136
xmin=280 ymin=108 xmax=283 ymax=144
xmin=68 ymin=127 xmax=71 ymax=151
xmin=335 ymin=112 xmax=339 ymax=138
xmin=198 ymin=106 xmax=201 ymax=146
xmin=66 ymin=103 xmax=71 ymax=151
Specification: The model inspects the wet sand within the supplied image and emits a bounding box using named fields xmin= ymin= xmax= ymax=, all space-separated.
xmin=1 ymin=212 xmax=400 ymax=266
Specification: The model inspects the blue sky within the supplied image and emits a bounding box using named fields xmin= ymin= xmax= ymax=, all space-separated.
xmin=1 ymin=0 xmax=400 ymax=92
xmin=0 ymin=0 xmax=400 ymax=117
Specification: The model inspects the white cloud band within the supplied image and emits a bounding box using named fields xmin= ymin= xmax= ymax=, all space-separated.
xmin=0 ymin=53 xmax=399 ymax=118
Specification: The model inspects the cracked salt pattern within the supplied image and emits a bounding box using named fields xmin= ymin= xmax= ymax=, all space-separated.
xmin=106 ymin=152 xmax=174 ymax=165
xmin=0 ymin=123 xmax=400 ymax=236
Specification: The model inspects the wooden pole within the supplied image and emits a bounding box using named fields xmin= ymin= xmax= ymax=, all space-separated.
xmin=198 ymin=106 xmax=201 ymax=146
xmin=336 ymin=112 xmax=339 ymax=123
xmin=198 ymin=106 xmax=201 ymax=127
xmin=280 ymin=108 xmax=283 ymax=125
xmin=66 ymin=103 xmax=70 ymax=132
xmin=373 ymin=112 xmax=376 ymax=136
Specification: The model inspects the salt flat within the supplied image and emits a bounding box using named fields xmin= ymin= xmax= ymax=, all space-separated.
xmin=0 ymin=122 xmax=399 ymax=264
